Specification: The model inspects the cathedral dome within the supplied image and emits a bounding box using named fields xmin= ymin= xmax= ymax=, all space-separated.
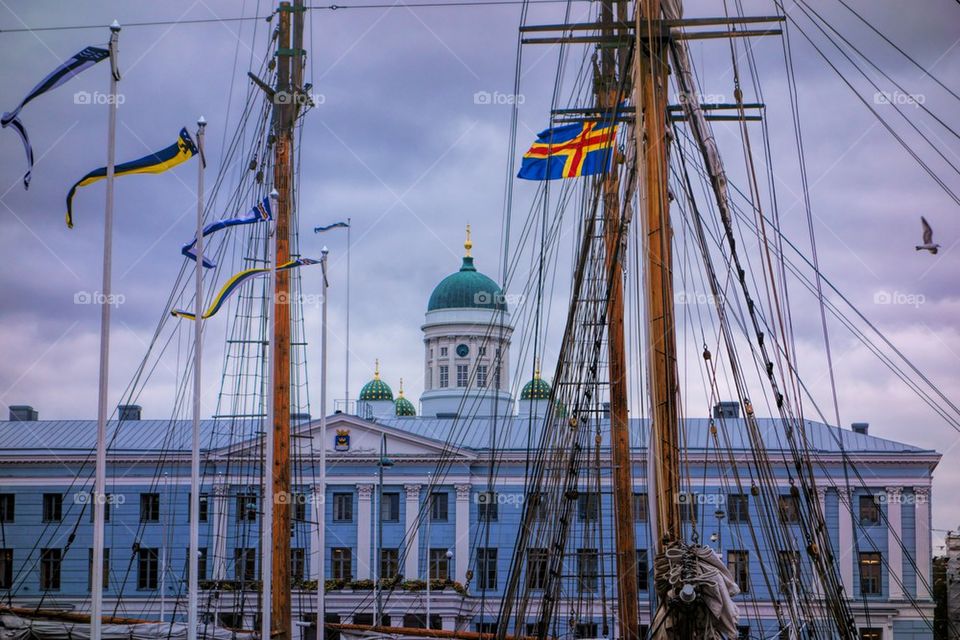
xmin=359 ymin=360 xmax=393 ymax=401
xmin=394 ymin=379 xmax=416 ymax=417
xmin=427 ymin=226 xmax=506 ymax=313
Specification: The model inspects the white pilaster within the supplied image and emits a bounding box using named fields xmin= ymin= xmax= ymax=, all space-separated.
xmin=885 ymin=487 xmax=904 ymax=600
xmin=357 ymin=484 xmax=374 ymax=579
xmin=311 ymin=483 xmax=324 ymax=580
xmin=454 ymin=484 xmax=471 ymax=584
xmin=815 ymin=486 xmax=828 ymax=598
xmin=915 ymin=486 xmax=931 ymax=600
xmin=404 ymin=484 xmax=421 ymax=579
xmin=211 ymin=479 xmax=229 ymax=580
xmin=837 ymin=488 xmax=855 ymax=597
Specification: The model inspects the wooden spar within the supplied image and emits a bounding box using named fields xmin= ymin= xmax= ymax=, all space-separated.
xmin=328 ymin=623 xmax=544 ymax=640
xmin=635 ymin=2 xmax=682 ymax=547
xmin=0 ymin=606 xmax=153 ymax=626
xmin=598 ymin=2 xmax=639 ymax=640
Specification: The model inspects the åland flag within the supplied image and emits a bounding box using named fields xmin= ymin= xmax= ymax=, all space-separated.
xmin=518 ymin=120 xmax=618 ymax=180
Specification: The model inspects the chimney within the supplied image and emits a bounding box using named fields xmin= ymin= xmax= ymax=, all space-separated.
xmin=8 ymin=405 xmax=38 ymax=421
xmin=118 ymin=404 xmax=142 ymax=421
xmin=851 ymin=422 xmax=869 ymax=435
xmin=713 ymin=401 xmax=740 ymax=420
xmin=602 ymin=402 xmax=611 ymax=420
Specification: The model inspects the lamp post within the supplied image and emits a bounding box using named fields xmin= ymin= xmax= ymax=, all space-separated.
xmin=317 ymin=246 xmax=329 ymax=640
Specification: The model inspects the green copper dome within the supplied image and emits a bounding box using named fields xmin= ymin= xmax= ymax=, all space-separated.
xmin=427 ymin=227 xmax=507 ymax=313
xmin=359 ymin=361 xmax=394 ymax=401
xmin=520 ymin=372 xmax=552 ymax=401
xmin=395 ymin=379 xmax=416 ymax=416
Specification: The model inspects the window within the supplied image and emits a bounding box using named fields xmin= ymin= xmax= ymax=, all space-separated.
xmin=636 ymin=549 xmax=649 ymax=591
xmin=727 ymin=550 xmax=750 ymax=593
xmin=380 ymin=548 xmax=399 ymax=580
xmin=859 ymin=629 xmax=882 ymax=640
xmin=0 ymin=549 xmax=12 ymax=589
xmin=440 ymin=347 xmax=448 ymax=357
xmin=859 ymin=495 xmax=880 ymax=526
xmin=136 ymin=493 xmax=158 ymax=523
xmin=633 ymin=493 xmax=648 ymax=522
xmin=456 ymin=365 xmax=468 ymax=388
xmin=137 ymin=548 xmax=159 ymax=590
xmin=234 ymin=548 xmax=257 ymax=582
xmin=0 ymin=494 xmax=14 ymax=522
xmin=574 ymin=623 xmax=598 ymax=639
xmin=236 ymin=493 xmax=257 ymax=522
xmin=478 ymin=492 xmax=498 ymax=522
xmin=439 ymin=365 xmax=449 ymax=388
xmin=527 ymin=548 xmax=548 ymax=589
xmin=859 ymin=552 xmax=882 ymax=596
xmin=477 ymin=548 xmax=497 ymax=590
xmin=291 ymin=548 xmax=306 ymax=582
xmin=578 ymin=492 xmax=599 ymax=522
xmin=577 ymin=548 xmax=598 ymax=592
xmin=381 ymin=492 xmax=400 ymax=523
xmin=476 ymin=623 xmax=497 ymax=634
xmin=430 ymin=492 xmax=449 ymax=522
xmin=737 ymin=626 xmax=751 ymax=640
xmin=186 ymin=493 xmax=208 ymax=523
xmin=477 ymin=365 xmax=488 ymax=388
xmin=528 ymin=492 xmax=548 ymax=520
xmin=42 ymin=493 xmax=63 ymax=523
xmin=186 ymin=547 xmax=208 ymax=581
xmin=778 ymin=494 xmax=801 ymax=524
xmin=526 ymin=622 xmax=548 ymax=637
xmin=403 ymin=614 xmax=442 ymax=630
xmin=727 ymin=494 xmax=750 ymax=523
xmin=333 ymin=493 xmax=353 ymax=522
xmin=293 ymin=493 xmax=307 ymax=523
xmin=777 ymin=550 xmax=799 ymax=593
xmin=354 ymin=613 xmax=391 ymax=627
xmin=89 ymin=493 xmax=112 ymax=522
xmin=88 ymin=548 xmax=109 ymax=590
xmin=679 ymin=493 xmax=698 ymax=522
xmin=332 ymin=548 xmax=352 ymax=581
xmin=429 ymin=549 xmax=450 ymax=581
xmin=40 ymin=548 xmax=61 ymax=591
xmin=494 ymin=366 xmax=501 ymax=388
xmin=479 ymin=346 xmax=487 ymax=356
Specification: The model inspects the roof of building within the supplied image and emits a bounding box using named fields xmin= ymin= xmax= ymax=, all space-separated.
xmin=427 ymin=228 xmax=505 ymax=313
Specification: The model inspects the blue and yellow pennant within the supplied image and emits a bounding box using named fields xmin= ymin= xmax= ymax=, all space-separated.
xmin=518 ymin=120 xmax=619 ymax=180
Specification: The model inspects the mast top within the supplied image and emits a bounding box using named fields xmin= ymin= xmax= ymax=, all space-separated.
xmin=464 ymin=224 xmax=472 ymax=258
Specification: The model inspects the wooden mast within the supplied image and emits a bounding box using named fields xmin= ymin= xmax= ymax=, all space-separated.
xmin=271 ymin=2 xmax=304 ymax=639
xmin=599 ymin=2 xmax=640 ymax=640
xmin=635 ymin=0 xmax=681 ymax=550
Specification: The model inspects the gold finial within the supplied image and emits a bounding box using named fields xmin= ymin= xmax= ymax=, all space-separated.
xmin=398 ymin=378 xmax=405 ymax=397
xmin=534 ymin=358 xmax=541 ymax=379
xmin=464 ymin=224 xmax=473 ymax=258
xmin=374 ymin=359 xmax=380 ymax=380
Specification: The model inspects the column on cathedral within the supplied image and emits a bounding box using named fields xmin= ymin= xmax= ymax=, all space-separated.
xmin=211 ymin=478 xmax=229 ymax=580
xmin=915 ymin=486 xmax=931 ymax=599
xmin=311 ymin=483 xmax=324 ymax=581
xmin=404 ymin=484 xmax=421 ymax=579
xmin=837 ymin=487 xmax=855 ymax=597
xmin=814 ymin=486 xmax=828 ymax=597
xmin=454 ymin=484 xmax=471 ymax=584
xmin=357 ymin=484 xmax=374 ymax=579
xmin=885 ymin=486 xmax=904 ymax=600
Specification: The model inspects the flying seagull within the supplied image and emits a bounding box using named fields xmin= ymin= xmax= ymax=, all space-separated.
xmin=916 ymin=216 xmax=940 ymax=254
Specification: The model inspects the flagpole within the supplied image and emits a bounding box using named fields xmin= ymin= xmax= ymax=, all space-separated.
xmin=262 ymin=189 xmax=279 ymax=640
xmin=345 ymin=217 xmax=351 ymax=412
xmin=187 ymin=115 xmax=206 ymax=640
xmin=317 ymin=246 xmax=329 ymax=640
xmin=90 ymin=21 xmax=120 ymax=640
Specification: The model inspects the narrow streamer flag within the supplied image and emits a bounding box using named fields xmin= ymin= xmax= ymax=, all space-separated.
xmin=171 ymin=258 xmax=320 ymax=320
xmin=182 ymin=196 xmax=273 ymax=268
xmin=517 ymin=120 xmax=618 ymax=180
xmin=2 ymin=46 xmax=110 ymax=190
xmin=314 ymin=221 xmax=349 ymax=233
xmin=65 ymin=128 xmax=198 ymax=228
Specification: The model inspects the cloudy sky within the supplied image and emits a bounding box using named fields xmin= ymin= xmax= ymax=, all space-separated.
xmin=1 ymin=0 xmax=959 ymax=548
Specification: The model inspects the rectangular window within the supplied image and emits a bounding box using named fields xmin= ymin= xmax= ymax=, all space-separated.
xmin=0 ymin=549 xmax=11 ymax=589
xmin=456 ymin=365 xmax=468 ymax=388
xmin=0 ymin=494 xmax=13 ymax=523
xmin=527 ymin=548 xmax=548 ymax=589
xmin=187 ymin=493 xmax=208 ymax=523
xmin=574 ymin=623 xmax=598 ymax=639
xmin=381 ymin=492 xmax=400 ymax=522
xmin=234 ymin=548 xmax=257 ymax=582
xmin=430 ymin=492 xmax=449 ymax=522
xmin=577 ymin=548 xmax=598 ymax=592
xmin=478 ymin=492 xmax=498 ymax=522
xmin=727 ymin=550 xmax=750 ymax=593
xmin=578 ymin=492 xmax=599 ymax=522
xmin=477 ymin=548 xmax=497 ymax=590
xmin=42 ymin=493 xmax=63 ymax=523
xmin=235 ymin=493 xmax=257 ymax=522
xmin=494 ymin=366 xmax=501 ymax=388
xmin=139 ymin=493 xmax=160 ymax=523
xmin=477 ymin=365 xmax=488 ymax=388
xmin=859 ymin=552 xmax=882 ymax=596
xmin=186 ymin=547 xmax=208 ymax=582
xmin=332 ymin=548 xmax=352 ymax=581
xmin=429 ymin=548 xmax=450 ymax=581
xmin=439 ymin=365 xmax=449 ymax=388
xmin=859 ymin=629 xmax=882 ymax=640
xmin=380 ymin=548 xmax=399 ymax=580
xmin=859 ymin=494 xmax=880 ymax=526
xmin=727 ymin=494 xmax=750 ymax=523
xmin=291 ymin=548 xmax=306 ymax=582
xmin=778 ymin=494 xmax=801 ymax=524
xmin=40 ymin=548 xmax=61 ymax=591
xmin=476 ymin=623 xmax=497 ymax=635
xmin=88 ymin=548 xmax=109 ymax=590
xmin=679 ymin=493 xmax=698 ymax=522
xmin=777 ymin=550 xmax=799 ymax=593
xmin=633 ymin=493 xmax=648 ymax=522
xmin=440 ymin=347 xmax=448 ymax=357
xmin=137 ymin=548 xmax=159 ymax=590
xmin=293 ymin=493 xmax=307 ymax=523
xmin=333 ymin=493 xmax=353 ymax=522
xmin=528 ymin=492 xmax=548 ymax=520
xmin=636 ymin=549 xmax=649 ymax=591
xmin=89 ymin=494 xmax=112 ymax=522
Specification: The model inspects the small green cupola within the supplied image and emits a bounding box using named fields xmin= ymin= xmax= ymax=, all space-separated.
xmin=359 ymin=360 xmax=394 ymax=402
xmin=394 ymin=378 xmax=417 ymax=417
xmin=520 ymin=364 xmax=551 ymax=401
